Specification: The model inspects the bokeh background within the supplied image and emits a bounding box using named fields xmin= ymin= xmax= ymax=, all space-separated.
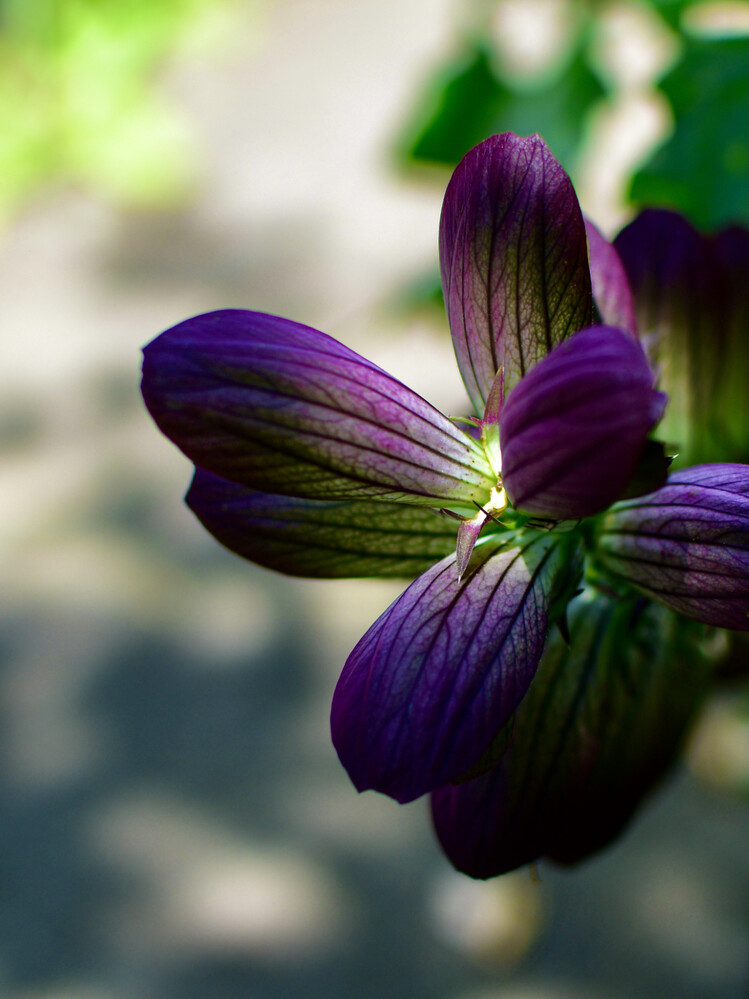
xmin=2 ymin=1 xmax=749 ymax=997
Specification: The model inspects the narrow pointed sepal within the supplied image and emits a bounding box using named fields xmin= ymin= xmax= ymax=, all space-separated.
xmin=186 ymin=468 xmax=460 ymax=578
xmin=597 ymin=463 xmax=749 ymax=630
xmin=455 ymin=511 xmax=487 ymax=581
xmin=440 ymin=133 xmax=593 ymax=412
xmin=585 ymin=218 xmax=637 ymax=336
xmin=142 ymin=310 xmax=495 ymax=507
xmin=431 ymin=594 xmax=712 ymax=879
xmin=499 ymin=326 xmax=666 ymax=520
xmin=330 ymin=531 xmax=581 ymax=804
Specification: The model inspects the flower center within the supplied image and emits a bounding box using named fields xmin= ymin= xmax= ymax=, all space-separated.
xmin=455 ymin=479 xmax=507 ymax=580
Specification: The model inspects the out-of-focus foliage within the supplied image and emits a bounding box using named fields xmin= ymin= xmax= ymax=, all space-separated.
xmin=396 ymin=0 xmax=749 ymax=228
xmin=631 ymin=35 xmax=749 ymax=228
xmin=399 ymin=38 xmax=604 ymax=176
xmin=0 ymin=0 xmax=241 ymax=224
xmin=650 ymin=0 xmax=694 ymax=29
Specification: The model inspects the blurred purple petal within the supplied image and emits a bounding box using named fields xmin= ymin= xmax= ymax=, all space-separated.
xmin=500 ymin=326 xmax=666 ymax=519
xmin=598 ymin=464 xmax=749 ymax=630
xmin=331 ymin=531 xmax=580 ymax=803
xmin=614 ymin=209 xmax=726 ymax=463
xmin=440 ymin=133 xmax=593 ymax=413
xmin=711 ymin=226 xmax=749 ymax=463
xmin=186 ymin=468 xmax=460 ymax=579
xmin=431 ymin=595 xmax=710 ymax=879
xmin=142 ymin=310 xmax=495 ymax=507
xmin=585 ymin=218 xmax=637 ymax=336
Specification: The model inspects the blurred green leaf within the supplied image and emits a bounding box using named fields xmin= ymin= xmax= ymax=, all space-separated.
xmin=631 ymin=36 xmax=749 ymax=228
xmin=397 ymin=40 xmax=604 ymax=174
xmin=397 ymin=45 xmax=508 ymax=168
xmin=649 ymin=0 xmax=693 ymax=30
xmin=0 ymin=0 xmax=243 ymax=223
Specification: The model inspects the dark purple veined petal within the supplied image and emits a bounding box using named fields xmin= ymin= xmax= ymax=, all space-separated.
xmin=597 ymin=463 xmax=749 ymax=630
xmin=499 ymin=326 xmax=666 ymax=520
xmin=440 ymin=133 xmax=593 ymax=413
xmin=585 ymin=218 xmax=637 ymax=336
xmin=186 ymin=467 xmax=462 ymax=578
xmin=614 ymin=208 xmax=725 ymax=464
xmin=431 ymin=594 xmax=711 ymax=879
xmin=331 ymin=530 xmax=581 ymax=804
xmin=142 ymin=310 xmax=496 ymax=508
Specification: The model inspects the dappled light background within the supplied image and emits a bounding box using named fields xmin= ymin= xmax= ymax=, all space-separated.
xmin=2 ymin=1 xmax=749 ymax=996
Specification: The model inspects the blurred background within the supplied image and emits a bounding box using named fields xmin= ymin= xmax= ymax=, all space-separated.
xmin=1 ymin=1 xmax=749 ymax=996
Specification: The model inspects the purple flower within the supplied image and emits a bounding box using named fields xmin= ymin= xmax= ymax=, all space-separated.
xmin=142 ymin=133 xmax=749 ymax=877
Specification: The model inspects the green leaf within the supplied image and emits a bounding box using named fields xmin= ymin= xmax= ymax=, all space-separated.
xmin=398 ymin=45 xmax=509 ymax=168
xmin=631 ymin=36 xmax=749 ymax=228
xmin=397 ymin=41 xmax=604 ymax=174
xmin=649 ymin=0 xmax=693 ymax=30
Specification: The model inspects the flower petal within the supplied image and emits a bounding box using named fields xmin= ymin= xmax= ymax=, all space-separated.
xmin=500 ymin=326 xmax=666 ymax=519
xmin=142 ymin=310 xmax=495 ymax=508
xmin=440 ymin=133 xmax=593 ymax=413
xmin=585 ymin=218 xmax=637 ymax=336
xmin=431 ymin=594 xmax=711 ymax=879
xmin=186 ymin=468 xmax=459 ymax=579
xmin=331 ymin=531 xmax=581 ymax=804
xmin=711 ymin=225 xmax=749 ymax=463
xmin=597 ymin=463 xmax=749 ymax=630
xmin=614 ymin=208 xmax=726 ymax=464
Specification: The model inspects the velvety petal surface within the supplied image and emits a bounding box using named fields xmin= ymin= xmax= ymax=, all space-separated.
xmin=500 ymin=326 xmax=666 ymax=519
xmin=331 ymin=530 xmax=581 ymax=804
xmin=597 ymin=464 xmax=749 ymax=630
xmin=142 ymin=310 xmax=496 ymax=507
xmin=614 ymin=208 xmax=725 ymax=464
xmin=431 ymin=594 xmax=711 ymax=879
xmin=440 ymin=133 xmax=593 ymax=413
xmin=585 ymin=219 xmax=637 ymax=336
xmin=187 ymin=468 xmax=461 ymax=579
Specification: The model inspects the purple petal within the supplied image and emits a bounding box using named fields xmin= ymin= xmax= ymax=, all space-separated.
xmin=142 ymin=310 xmax=495 ymax=507
xmin=440 ymin=133 xmax=594 ymax=413
xmin=711 ymin=226 xmax=749 ymax=463
xmin=614 ymin=209 xmax=726 ymax=463
xmin=431 ymin=594 xmax=710 ymax=879
xmin=585 ymin=218 xmax=637 ymax=336
xmin=330 ymin=531 xmax=581 ymax=804
xmin=500 ymin=326 xmax=666 ymax=519
xmin=598 ymin=463 xmax=749 ymax=630
xmin=186 ymin=468 xmax=459 ymax=578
